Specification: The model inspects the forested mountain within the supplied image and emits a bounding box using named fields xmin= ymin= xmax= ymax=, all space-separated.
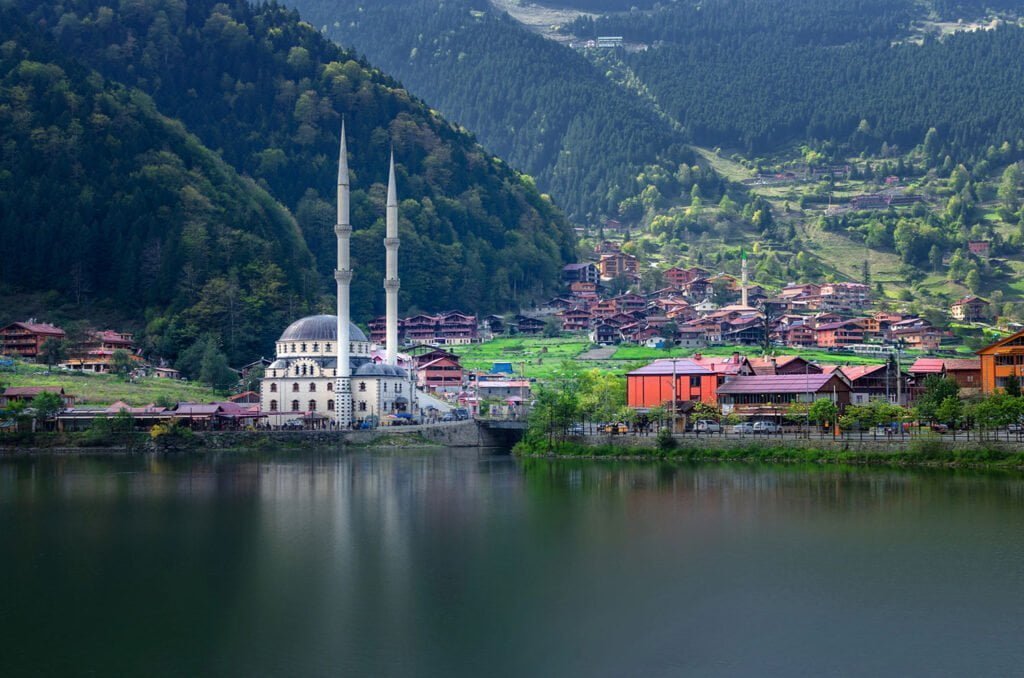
xmin=569 ymin=0 xmax=1024 ymax=159
xmin=288 ymin=0 xmax=705 ymax=221
xmin=5 ymin=0 xmax=576 ymax=363
xmin=0 ymin=7 xmax=314 ymax=363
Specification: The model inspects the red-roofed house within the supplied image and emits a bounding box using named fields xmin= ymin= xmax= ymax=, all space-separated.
xmin=909 ymin=357 xmax=982 ymax=394
xmin=950 ymin=296 xmax=989 ymax=322
xmin=0 ymin=386 xmax=75 ymax=409
xmin=840 ymin=363 xmax=912 ymax=405
xmin=1 ymin=321 xmax=66 ymax=359
xmin=815 ymin=320 xmax=865 ymax=348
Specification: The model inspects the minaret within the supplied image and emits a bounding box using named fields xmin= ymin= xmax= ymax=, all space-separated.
xmin=741 ymin=249 xmax=749 ymax=308
xmin=335 ymin=123 xmax=353 ymax=428
xmin=384 ymin=151 xmax=400 ymax=366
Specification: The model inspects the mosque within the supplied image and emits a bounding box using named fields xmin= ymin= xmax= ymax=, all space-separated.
xmin=261 ymin=124 xmax=415 ymax=427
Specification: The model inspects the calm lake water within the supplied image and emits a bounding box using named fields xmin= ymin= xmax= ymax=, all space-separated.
xmin=2 ymin=449 xmax=1024 ymax=677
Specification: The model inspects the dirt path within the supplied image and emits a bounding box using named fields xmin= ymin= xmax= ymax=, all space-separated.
xmin=577 ymin=346 xmax=617 ymax=360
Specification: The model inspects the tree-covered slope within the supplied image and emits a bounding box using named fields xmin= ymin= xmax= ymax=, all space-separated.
xmin=287 ymin=0 xmax=698 ymax=222
xmin=21 ymin=0 xmax=576 ymax=321
xmin=0 ymin=7 xmax=315 ymax=363
xmin=570 ymin=0 xmax=1024 ymax=159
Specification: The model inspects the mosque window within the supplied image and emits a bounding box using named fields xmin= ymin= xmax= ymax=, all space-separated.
xmin=359 ymin=382 xmax=366 ymax=392
xmin=327 ymin=382 xmax=333 ymax=391
xmin=309 ymin=383 xmax=316 ymax=392
xmin=301 ymin=365 xmax=307 ymax=376
xmin=309 ymin=400 xmax=317 ymax=411
xmin=313 ymin=343 xmax=319 ymax=352
xmin=327 ymin=400 xmax=335 ymax=411
xmin=270 ymin=383 xmax=277 ymax=393
xmin=326 ymin=344 xmax=332 ymax=352
xmin=291 ymin=400 xmax=300 ymax=411
xmin=301 ymin=343 xmax=307 ymax=352
xmin=292 ymin=383 xmax=299 ymax=392
xmin=269 ymin=400 xmax=278 ymax=411
xmin=293 ymin=366 xmax=299 ymax=376
xmin=396 ymin=383 xmax=402 ymax=393
xmin=291 ymin=344 xmax=296 ymax=352
xmin=359 ymin=402 xmax=367 ymax=412
xmin=383 ymin=383 xmax=388 ymax=392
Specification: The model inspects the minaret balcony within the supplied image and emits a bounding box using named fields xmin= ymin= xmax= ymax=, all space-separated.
xmin=384 ymin=237 xmax=400 ymax=248
xmin=335 ymin=224 xmax=352 ymax=236
xmin=335 ymin=270 xmax=353 ymax=283
xmin=384 ymin=279 xmax=401 ymax=291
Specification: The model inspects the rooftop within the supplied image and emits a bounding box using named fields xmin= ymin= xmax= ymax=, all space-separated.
xmin=717 ymin=374 xmax=840 ymax=395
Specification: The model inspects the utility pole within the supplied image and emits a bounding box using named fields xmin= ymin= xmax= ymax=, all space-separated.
xmin=671 ymin=358 xmax=679 ymax=434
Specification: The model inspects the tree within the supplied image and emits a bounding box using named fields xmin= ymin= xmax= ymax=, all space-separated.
xmin=37 ymin=338 xmax=67 ymax=373
xmin=110 ymin=349 xmax=134 ymax=380
xmin=916 ymin=375 xmax=960 ymax=422
xmin=934 ymin=396 xmax=963 ymax=428
xmin=31 ymin=391 xmax=64 ymax=431
xmin=808 ymin=398 xmax=838 ymax=427
xmin=965 ymin=268 xmax=982 ymax=294
xmin=1006 ymin=374 xmax=1022 ymax=398
xmin=199 ymin=339 xmax=237 ymax=391
xmin=542 ymin=316 xmax=562 ymax=338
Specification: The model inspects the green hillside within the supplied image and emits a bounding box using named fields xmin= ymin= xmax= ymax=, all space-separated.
xmin=3 ymin=0 xmax=577 ymax=366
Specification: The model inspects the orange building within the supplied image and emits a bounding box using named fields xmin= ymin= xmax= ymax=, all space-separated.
xmin=626 ymin=359 xmax=720 ymax=409
xmin=977 ymin=330 xmax=1024 ymax=393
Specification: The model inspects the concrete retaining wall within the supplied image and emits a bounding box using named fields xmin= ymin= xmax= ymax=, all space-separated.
xmin=194 ymin=420 xmax=497 ymax=450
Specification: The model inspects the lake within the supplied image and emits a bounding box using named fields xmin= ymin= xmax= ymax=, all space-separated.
xmin=2 ymin=449 xmax=1023 ymax=676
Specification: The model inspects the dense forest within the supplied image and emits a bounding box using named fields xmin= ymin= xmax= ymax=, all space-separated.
xmin=289 ymin=0 xmax=708 ymax=221
xmin=3 ymin=0 xmax=576 ymax=365
xmin=569 ymin=0 xmax=1024 ymax=159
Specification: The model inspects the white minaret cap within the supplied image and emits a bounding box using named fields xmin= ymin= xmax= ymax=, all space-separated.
xmin=387 ymin=149 xmax=397 ymax=208
xmin=338 ymin=121 xmax=349 ymax=185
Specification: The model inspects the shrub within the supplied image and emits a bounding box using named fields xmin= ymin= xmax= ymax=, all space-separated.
xmin=656 ymin=427 xmax=677 ymax=453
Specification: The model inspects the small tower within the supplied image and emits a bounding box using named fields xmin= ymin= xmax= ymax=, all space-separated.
xmin=335 ymin=123 xmax=353 ymax=427
xmin=384 ymin=151 xmax=400 ymax=366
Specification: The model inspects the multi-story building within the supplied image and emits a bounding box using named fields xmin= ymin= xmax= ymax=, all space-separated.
xmin=62 ymin=330 xmax=136 ymax=373
xmin=626 ymin=359 xmax=720 ymax=408
xmin=818 ymin=282 xmax=871 ymax=311
xmin=814 ymin=320 xmax=865 ymax=348
xmin=976 ymin=330 xmax=1024 ymax=393
xmin=0 ymin=321 xmax=65 ymax=359
xmin=562 ymin=263 xmax=600 ymax=285
xmin=950 ymin=295 xmax=989 ymax=322
xmin=598 ymin=252 xmax=639 ymax=280
xmin=717 ymin=374 xmax=851 ymax=417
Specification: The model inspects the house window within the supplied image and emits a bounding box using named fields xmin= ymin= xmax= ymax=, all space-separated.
xmin=690 ymin=376 xmax=701 ymax=388
xmin=270 ymin=383 xmax=277 ymax=393
xmin=359 ymin=382 xmax=366 ymax=392
xmin=327 ymin=399 xmax=335 ymax=411
xmin=270 ymin=400 xmax=278 ymax=411
xmin=291 ymin=400 xmax=300 ymax=411
xmin=309 ymin=383 xmax=316 ymax=392
xmin=359 ymin=402 xmax=367 ymax=412
xmin=309 ymin=400 xmax=317 ymax=411
xmin=292 ymin=383 xmax=299 ymax=392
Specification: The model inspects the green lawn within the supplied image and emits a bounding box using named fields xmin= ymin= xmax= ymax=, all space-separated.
xmin=1 ymin=363 xmax=222 ymax=406
xmin=611 ymin=343 xmax=892 ymax=366
xmin=450 ymin=337 xmax=591 ymax=380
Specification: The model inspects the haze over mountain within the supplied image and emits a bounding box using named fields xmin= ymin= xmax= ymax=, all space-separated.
xmin=2 ymin=0 xmax=575 ymax=363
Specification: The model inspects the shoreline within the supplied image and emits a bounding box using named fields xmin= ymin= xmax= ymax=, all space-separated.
xmin=513 ymin=437 xmax=1024 ymax=471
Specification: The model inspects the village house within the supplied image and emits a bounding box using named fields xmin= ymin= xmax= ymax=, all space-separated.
xmin=514 ymin=315 xmax=545 ymax=336
xmin=977 ymin=329 xmax=1024 ymax=393
xmin=598 ymin=251 xmax=640 ymax=281
xmin=748 ymin=356 xmax=821 ymax=376
xmin=590 ymin=322 xmax=621 ymax=345
xmin=626 ymin=359 xmax=719 ymax=409
xmin=0 ymin=386 xmax=75 ymax=409
xmin=839 ymin=364 xmax=911 ymax=405
xmin=562 ymin=262 xmax=600 ymax=285
xmin=560 ymin=308 xmax=593 ymax=332
xmin=61 ymin=330 xmax=137 ymax=373
xmin=416 ymin=352 xmax=465 ymax=393
xmin=818 ymin=282 xmax=871 ymax=311
xmin=569 ymin=281 xmax=600 ymax=299
xmin=967 ymin=240 xmax=991 ymax=258
xmin=950 ymin=295 xmax=989 ymax=322
xmin=908 ymin=357 xmax=982 ymax=395
xmin=0 ymin=321 xmax=66 ymax=359
xmin=814 ymin=320 xmax=866 ymax=348
xmin=717 ymin=373 xmax=851 ymax=418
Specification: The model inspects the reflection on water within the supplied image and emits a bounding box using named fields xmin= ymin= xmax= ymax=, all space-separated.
xmin=2 ymin=450 xmax=1023 ymax=677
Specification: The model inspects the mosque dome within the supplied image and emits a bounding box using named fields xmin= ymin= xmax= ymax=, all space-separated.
xmin=354 ymin=362 xmax=407 ymax=378
xmin=278 ymin=315 xmax=367 ymax=343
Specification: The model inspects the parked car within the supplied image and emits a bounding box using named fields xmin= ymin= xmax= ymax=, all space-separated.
xmin=695 ymin=419 xmax=722 ymax=433
xmin=567 ymin=424 xmax=585 ymax=436
xmin=1008 ymin=423 xmax=1024 ymax=434
xmin=929 ymin=423 xmax=949 ymax=434
xmin=282 ymin=419 xmax=304 ymax=430
xmin=732 ymin=422 xmax=755 ymax=434
xmin=601 ymin=422 xmax=629 ymax=434
xmin=753 ymin=421 xmax=781 ymax=434
xmin=452 ymin=408 xmax=470 ymax=420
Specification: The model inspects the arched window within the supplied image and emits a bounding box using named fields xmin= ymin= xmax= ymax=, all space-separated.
xmin=359 ymin=402 xmax=367 ymax=412
xmin=269 ymin=400 xmax=278 ymax=411
xmin=292 ymin=383 xmax=299 ymax=392
xmin=313 ymin=343 xmax=318 ymax=352
xmin=359 ymin=382 xmax=366 ymax=392
xmin=290 ymin=344 xmax=296 ymax=353
xmin=396 ymin=383 xmax=402 ymax=393
xmin=270 ymin=383 xmax=277 ymax=393
xmin=309 ymin=399 xmax=317 ymax=411
xmin=309 ymin=383 xmax=316 ymax=392
xmin=291 ymin=400 xmax=300 ymax=411
xmin=301 ymin=343 xmax=307 ymax=352
xmin=301 ymin=364 xmax=307 ymax=376
xmin=383 ymin=383 xmax=388 ymax=392
xmin=326 ymin=343 xmax=332 ymax=352
xmin=293 ymin=365 xmax=299 ymax=376
xmin=327 ymin=382 xmax=333 ymax=391
xmin=327 ymin=399 xmax=335 ymax=411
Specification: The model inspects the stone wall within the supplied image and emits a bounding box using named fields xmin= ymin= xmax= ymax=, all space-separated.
xmin=194 ymin=420 xmax=495 ymax=450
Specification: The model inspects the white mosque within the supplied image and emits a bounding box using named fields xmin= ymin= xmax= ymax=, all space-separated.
xmin=261 ymin=124 xmax=416 ymax=427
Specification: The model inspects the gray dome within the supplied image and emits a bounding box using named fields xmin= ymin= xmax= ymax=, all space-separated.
xmin=354 ymin=362 xmax=408 ymax=378
xmin=278 ymin=315 xmax=367 ymax=343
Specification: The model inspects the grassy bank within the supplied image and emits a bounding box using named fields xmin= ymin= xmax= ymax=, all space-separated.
xmin=1 ymin=362 xmax=221 ymax=406
xmin=514 ymin=438 xmax=1024 ymax=470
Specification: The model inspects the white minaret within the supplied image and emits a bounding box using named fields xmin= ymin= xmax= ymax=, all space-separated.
xmin=335 ymin=122 xmax=353 ymax=428
xmin=741 ymin=250 xmax=749 ymax=308
xmin=384 ymin=151 xmax=400 ymax=366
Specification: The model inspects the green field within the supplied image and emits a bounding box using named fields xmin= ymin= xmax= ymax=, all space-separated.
xmin=1 ymin=363 xmax=222 ymax=407
xmin=450 ymin=337 xmax=591 ymax=380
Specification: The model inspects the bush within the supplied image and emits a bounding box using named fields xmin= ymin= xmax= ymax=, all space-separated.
xmin=656 ymin=427 xmax=677 ymax=452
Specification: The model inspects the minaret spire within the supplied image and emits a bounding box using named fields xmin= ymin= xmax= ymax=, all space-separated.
xmin=384 ymin=149 xmax=400 ymax=366
xmin=334 ymin=121 xmax=353 ymax=428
